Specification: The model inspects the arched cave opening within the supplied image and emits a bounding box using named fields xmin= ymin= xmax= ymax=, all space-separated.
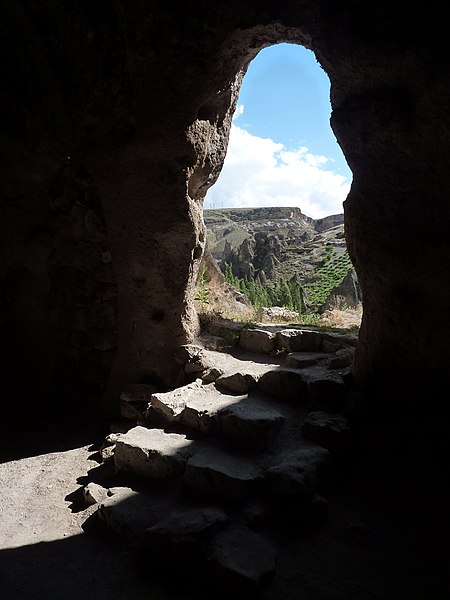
xmin=201 ymin=42 xmax=360 ymax=325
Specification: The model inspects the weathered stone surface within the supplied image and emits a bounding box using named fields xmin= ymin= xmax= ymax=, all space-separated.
xmin=114 ymin=426 xmax=194 ymax=479
xmin=275 ymin=329 xmax=322 ymax=353
xmin=143 ymin=507 xmax=230 ymax=566
xmin=328 ymin=347 xmax=354 ymax=370
xmin=307 ymin=375 xmax=348 ymax=412
xmin=120 ymin=384 xmax=157 ymax=420
xmin=301 ymin=411 xmax=351 ymax=451
xmin=239 ymin=328 xmax=275 ymax=354
xmin=2 ymin=0 xmax=450 ymax=434
xmin=83 ymin=482 xmax=108 ymax=506
xmin=220 ymin=401 xmax=284 ymax=450
xmin=148 ymin=380 xmax=245 ymax=434
xmin=321 ymin=332 xmax=357 ymax=353
xmin=286 ymin=352 xmax=329 ymax=369
xmin=184 ymin=447 xmax=262 ymax=501
xmin=264 ymin=446 xmax=331 ymax=500
xmin=215 ymin=372 xmax=257 ymax=394
xmin=100 ymin=445 xmax=116 ymax=463
xmin=256 ymin=306 xmax=299 ymax=323
xmin=210 ymin=526 xmax=277 ymax=591
xmin=98 ymin=488 xmax=176 ymax=539
xmin=258 ymin=369 xmax=308 ymax=402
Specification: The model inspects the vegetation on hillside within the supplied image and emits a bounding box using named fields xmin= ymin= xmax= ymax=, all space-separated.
xmin=222 ymin=248 xmax=353 ymax=315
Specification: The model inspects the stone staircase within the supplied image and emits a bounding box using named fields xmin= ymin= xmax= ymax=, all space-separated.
xmin=84 ymin=326 xmax=356 ymax=595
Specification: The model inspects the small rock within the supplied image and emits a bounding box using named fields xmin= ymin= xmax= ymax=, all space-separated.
xmin=210 ymin=526 xmax=277 ymax=592
xmin=100 ymin=445 xmax=116 ymax=462
xmin=83 ymin=482 xmax=108 ymax=506
xmin=114 ymin=426 xmax=195 ymax=479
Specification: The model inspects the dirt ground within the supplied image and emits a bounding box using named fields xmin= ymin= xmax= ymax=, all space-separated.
xmin=1 ymin=416 xmax=449 ymax=600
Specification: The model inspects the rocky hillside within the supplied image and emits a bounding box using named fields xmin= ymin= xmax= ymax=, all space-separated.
xmin=204 ymin=207 xmax=362 ymax=312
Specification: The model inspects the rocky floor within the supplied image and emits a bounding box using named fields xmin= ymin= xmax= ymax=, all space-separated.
xmin=1 ymin=325 xmax=449 ymax=599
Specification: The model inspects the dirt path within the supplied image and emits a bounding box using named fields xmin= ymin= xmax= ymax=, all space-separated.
xmin=1 ymin=422 xmax=449 ymax=600
xmin=0 ymin=433 xmax=179 ymax=600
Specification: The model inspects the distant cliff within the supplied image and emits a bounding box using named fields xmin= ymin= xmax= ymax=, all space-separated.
xmin=203 ymin=207 xmax=361 ymax=312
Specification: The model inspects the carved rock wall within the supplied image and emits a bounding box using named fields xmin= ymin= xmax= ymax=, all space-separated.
xmin=1 ymin=1 xmax=449 ymax=417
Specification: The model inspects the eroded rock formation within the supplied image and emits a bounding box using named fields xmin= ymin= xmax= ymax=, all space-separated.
xmin=1 ymin=1 xmax=449 ymax=421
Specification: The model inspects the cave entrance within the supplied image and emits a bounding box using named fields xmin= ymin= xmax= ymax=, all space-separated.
xmin=201 ymin=43 xmax=360 ymax=328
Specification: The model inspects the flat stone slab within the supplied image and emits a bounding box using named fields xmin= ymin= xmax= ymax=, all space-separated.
xmin=320 ymin=331 xmax=357 ymax=352
xmin=148 ymin=380 xmax=246 ymax=433
xmin=97 ymin=487 xmax=177 ymax=539
xmin=286 ymin=352 xmax=330 ymax=369
xmin=264 ymin=445 xmax=331 ymax=500
xmin=306 ymin=374 xmax=348 ymax=412
xmin=184 ymin=447 xmax=262 ymax=501
xmin=210 ymin=526 xmax=277 ymax=591
xmin=220 ymin=400 xmax=284 ymax=450
xmin=143 ymin=507 xmax=230 ymax=566
xmin=114 ymin=426 xmax=195 ymax=479
xmin=275 ymin=329 xmax=322 ymax=352
xmin=239 ymin=328 xmax=275 ymax=354
xmin=258 ymin=368 xmax=308 ymax=403
xmin=301 ymin=411 xmax=351 ymax=450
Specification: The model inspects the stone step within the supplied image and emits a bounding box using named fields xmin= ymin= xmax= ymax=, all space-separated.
xmin=209 ymin=526 xmax=278 ymax=593
xmin=264 ymin=444 xmax=332 ymax=501
xmin=113 ymin=426 xmax=195 ymax=479
xmin=147 ymin=379 xmax=246 ymax=433
xmin=143 ymin=506 xmax=230 ymax=568
xmin=301 ymin=410 xmax=352 ymax=450
xmin=96 ymin=486 xmax=179 ymax=540
xmin=220 ymin=398 xmax=284 ymax=450
xmin=184 ymin=446 xmax=263 ymax=501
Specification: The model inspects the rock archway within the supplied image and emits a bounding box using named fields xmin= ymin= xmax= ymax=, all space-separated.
xmin=1 ymin=2 xmax=449 ymax=424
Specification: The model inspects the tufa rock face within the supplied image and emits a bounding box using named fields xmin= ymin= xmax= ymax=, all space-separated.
xmin=1 ymin=1 xmax=449 ymax=421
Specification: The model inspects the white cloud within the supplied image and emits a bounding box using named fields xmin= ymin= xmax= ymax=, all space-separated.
xmin=204 ymin=124 xmax=351 ymax=219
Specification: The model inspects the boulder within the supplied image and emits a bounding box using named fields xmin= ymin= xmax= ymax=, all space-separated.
xmin=83 ymin=482 xmax=108 ymax=506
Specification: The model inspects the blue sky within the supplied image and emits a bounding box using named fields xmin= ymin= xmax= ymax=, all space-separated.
xmin=204 ymin=43 xmax=352 ymax=219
